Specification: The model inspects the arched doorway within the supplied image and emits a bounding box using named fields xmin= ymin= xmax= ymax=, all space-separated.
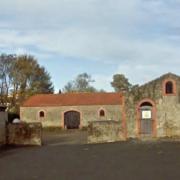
xmin=137 ymin=99 xmax=156 ymax=137
xmin=64 ymin=111 xmax=80 ymax=129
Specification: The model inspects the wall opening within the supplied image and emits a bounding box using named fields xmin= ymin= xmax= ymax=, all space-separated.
xmin=64 ymin=111 xmax=80 ymax=129
xmin=163 ymin=79 xmax=177 ymax=96
xmin=165 ymin=81 xmax=173 ymax=94
xmin=137 ymin=99 xmax=156 ymax=138
xmin=39 ymin=111 xmax=45 ymax=118
xmin=99 ymin=109 xmax=105 ymax=117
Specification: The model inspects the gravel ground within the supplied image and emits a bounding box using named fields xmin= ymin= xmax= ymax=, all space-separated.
xmin=1 ymin=131 xmax=180 ymax=180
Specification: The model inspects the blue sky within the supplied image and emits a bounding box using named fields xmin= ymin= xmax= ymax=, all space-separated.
xmin=1 ymin=0 xmax=180 ymax=92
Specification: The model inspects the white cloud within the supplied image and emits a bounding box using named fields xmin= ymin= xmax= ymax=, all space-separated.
xmin=1 ymin=0 xmax=180 ymax=89
xmin=93 ymin=74 xmax=113 ymax=91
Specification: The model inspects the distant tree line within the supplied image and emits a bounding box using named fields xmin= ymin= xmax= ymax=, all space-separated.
xmin=0 ymin=54 xmax=54 ymax=113
xmin=0 ymin=53 xmax=138 ymax=115
xmin=63 ymin=73 xmax=105 ymax=93
xmin=63 ymin=73 xmax=137 ymax=93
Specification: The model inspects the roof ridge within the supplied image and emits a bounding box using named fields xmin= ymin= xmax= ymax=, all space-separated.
xmin=139 ymin=72 xmax=180 ymax=88
xmin=31 ymin=92 xmax=122 ymax=96
xmin=22 ymin=92 xmax=123 ymax=107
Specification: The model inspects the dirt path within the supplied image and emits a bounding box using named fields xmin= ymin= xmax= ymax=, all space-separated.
xmin=42 ymin=130 xmax=88 ymax=146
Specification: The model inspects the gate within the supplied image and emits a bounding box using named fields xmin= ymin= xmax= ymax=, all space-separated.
xmin=64 ymin=111 xmax=80 ymax=129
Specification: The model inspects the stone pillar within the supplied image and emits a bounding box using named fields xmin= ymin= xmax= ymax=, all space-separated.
xmin=0 ymin=105 xmax=7 ymax=145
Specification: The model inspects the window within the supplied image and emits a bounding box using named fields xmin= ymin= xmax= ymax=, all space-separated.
xmin=140 ymin=102 xmax=153 ymax=107
xmin=163 ymin=79 xmax=176 ymax=96
xmin=99 ymin=109 xmax=105 ymax=117
xmin=39 ymin=111 xmax=45 ymax=118
xmin=165 ymin=81 xmax=173 ymax=94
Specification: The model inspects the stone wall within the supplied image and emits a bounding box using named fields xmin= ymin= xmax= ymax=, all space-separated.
xmin=0 ymin=111 xmax=7 ymax=145
xmin=20 ymin=73 xmax=180 ymax=141
xmin=157 ymin=96 xmax=180 ymax=137
xmin=125 ymin=73 xmax=180 ymax=138
xmin=20 ymin=105 xmax=123 ymax=128
xmin=88 ymin=120 xmax=126 ymax=144
xmin=7 ymin=123 xmax=42 ymax=146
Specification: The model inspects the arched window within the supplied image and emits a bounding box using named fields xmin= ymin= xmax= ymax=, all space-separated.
xmin=165 ymin=81 xmax=173 ymax=94
xmin=99 ymin=109 xmax=105 ymax=117
xmin=39 ymin=111 xmax=45 ymax=118
xmin=163 ymin=79 xmax=177 ymax=96
xmin=140 ymin=102 xmax=153 ymax=107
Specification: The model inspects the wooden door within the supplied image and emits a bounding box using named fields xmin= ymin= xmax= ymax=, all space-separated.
xmin=64 ymin=111 xmax=80 ymax=129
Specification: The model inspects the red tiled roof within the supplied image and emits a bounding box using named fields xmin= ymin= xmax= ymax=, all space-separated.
xmin=22 ymin=93 xmax=123 ymax=107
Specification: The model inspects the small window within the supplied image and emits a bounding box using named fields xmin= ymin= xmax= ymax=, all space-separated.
xmin=165 ymin=81 xmax=173 ymax=94
xmin=39 ymin=111 xmax=45 ymax=118
xmin=163 ymin=79 xmax=177 ymax=96
xmin=99 ymin=109 xmax=105 ymax=117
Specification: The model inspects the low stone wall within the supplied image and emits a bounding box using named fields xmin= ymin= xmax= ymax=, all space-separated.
xmin=0 ymin=124 xmax=5 ymax=145
xmin=0 ymin=111 xmax=8 ymax=145
xmin=7 ymin=123 xmax=42 ymax=146
xmin=88 ymin=120 xmax=126 ymax=144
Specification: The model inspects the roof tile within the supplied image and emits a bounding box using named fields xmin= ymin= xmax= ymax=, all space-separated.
xmin=22 ymin=92 xmax=123 ymax=107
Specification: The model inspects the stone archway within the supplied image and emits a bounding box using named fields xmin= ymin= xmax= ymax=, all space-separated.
xmin=64 ymin=111 xmax=80 ymax=129
xmin=136 ymin=99 xmax=156 ymax=138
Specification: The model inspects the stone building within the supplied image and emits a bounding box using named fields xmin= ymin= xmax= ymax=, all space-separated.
xmin=20 ymin=93 xmax=125 ymax=130
xmin=125 ymin=73 xmax=180 ymax=139
xmin=21 ymin=73 xmax=180 ymax=139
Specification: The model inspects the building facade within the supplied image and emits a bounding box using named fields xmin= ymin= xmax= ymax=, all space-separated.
xmin=125 ymin=73 xmax=180 ymax=139
xmin=21 ymin=73 xmax=180 ymax=139
xmin=20 ymin=93 xmax=125 ymax=130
